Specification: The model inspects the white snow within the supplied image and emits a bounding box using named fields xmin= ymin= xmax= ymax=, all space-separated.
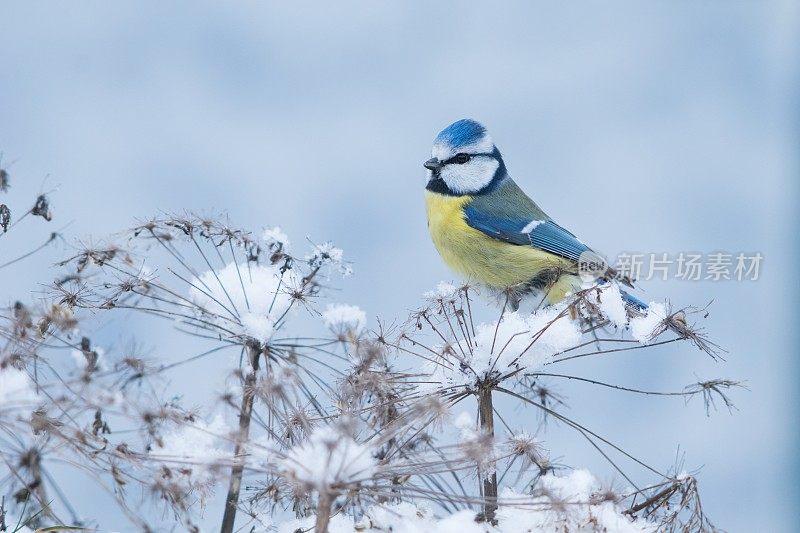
xmin=189 ymin=261 xmax=295 ymax=343
xmin=497 ymin=470 xmax=654 ymax=533
xmin=0 ymin=365 xmax=38 ymax=409
xmin=322 ymin=303 xmax=367 ymax=336
xmin=70 ymin=346 xmax=106 ymax=371
xmin=306 ymin=241 xmax=353 ymax=277
xmin=1 ymin=516 xmax=34 ymax=533
xmin=276 ymin=469 xmax=654 ymax=532
xmin=594 ymin=284 xmax=628 ymax=328
xmin=86 ymin=388 xmax=126 ymax=411
xmin=151 ymin=414 xmax=231 ymax=485
xmin=240 ymin=312 xmax=276 ymax=341
xmin=307 ymin=241 xmax=352 ymax=276
xmin=454 ymin=410 xmax=479 ymax=440
xmin=424 ymin=306 xmax=581 ymax=390
xmin=263 ymin=226 xmax=291 ymax=251
xmin=424 ymin=281 xmax=459 ymax=301
xmin=277 ymin=503 xmax=486 ymax=533
xmin=630 ymin=302 xmax=668 ymax=344
xmin=281 ymin=425 xmax=377 ymax=490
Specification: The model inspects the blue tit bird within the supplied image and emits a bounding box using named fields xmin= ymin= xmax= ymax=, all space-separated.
xmin=423 ymin=118 xmax=645 ymax=311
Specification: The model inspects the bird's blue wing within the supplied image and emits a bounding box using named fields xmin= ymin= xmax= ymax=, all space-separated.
xmin=462 ymin=177 xmax=637 ymax=291
xmin=527 ymin=220 xmax=592 ymax=262
xmin=461 ymin=206 xmax=531 ymax=246
xmin=463 ymin=204 xmax=591 ymax=263
xmin=620 ymin=289 xmax=648 ymax=311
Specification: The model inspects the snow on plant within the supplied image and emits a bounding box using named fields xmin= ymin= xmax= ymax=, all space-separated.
xmin=307 ymin=241 xmax=352 ymax=276
xmin=189 ymin=261 xmax=297 ymax=343
xmin=387 ymin=280 xmax=732 ymax=527
xmin=424 ymin=305 xmax=582 ymax=392
xmin=0 ymin=365 xmax=39 ymax=409
xmin=495 ymin=471 xmax=656 ymax=533
xmin=277 ymin=471 xmax=656 ymax=533
xmin=279 ymin=421 xmax=379 ymax=533
xmin=630 ymin=302 xmax=670 ymax=344
xmin=276 ymin=502 xmax=486 ymax=533
xmin=590 ymin=282 xmax=629 ymax=328
xmin=0 ymin=215 xmax=367 ymax=531
xmin=0 ymin=303 xmax=120 ymax=530
xmin=322 ymin=303 xmax=367 ymax=338
xmin=281 ymin=424 xmax=377 ymax=490
xmin=0 ymin=211 xmax=737 ymax=533
xmin=424 ymin=281 xmax=459 ymax=300
xmin=70 ymin=340 xmax=106 ymax=373
xmin=263 ymin=226 xmax=291 ymax=252
xmin=151 ymin=413 xmax=232 ymax=487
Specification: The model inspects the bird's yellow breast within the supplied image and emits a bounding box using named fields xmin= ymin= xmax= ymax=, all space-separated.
xmin=425 ymin=191 xmax=576 ymax=298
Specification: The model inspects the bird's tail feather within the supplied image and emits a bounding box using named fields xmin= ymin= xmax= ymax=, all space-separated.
xmin=620 ymin=289 xmax=648 ymax=318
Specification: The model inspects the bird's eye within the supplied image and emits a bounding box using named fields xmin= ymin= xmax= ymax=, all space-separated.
xmin=454 ymin=153 xmax=470 ymax=164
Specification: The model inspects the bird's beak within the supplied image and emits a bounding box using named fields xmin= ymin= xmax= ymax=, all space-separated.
xmin=424 ymin=158 xmax=442 ymax=172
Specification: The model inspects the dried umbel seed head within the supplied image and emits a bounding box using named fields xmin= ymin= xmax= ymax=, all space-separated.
xmin=0 ymin=166 xmax=9 ymax=192
xmin=508 ymin=433 xmax=543 ymax=460
xmin=0 ymin=204 xmax=9 ymax=232
xmin=411 ymin=396 xmax=451 ymax=430
xmin=32 ymin=194 xmax=52 ymax=221
xmin=0 ymin=155 xmax=8 ymax=192
xmin=669 ymin=310 xmax=688 ymax=330
xmin=590 ymin=487 xmax=620 ymax=505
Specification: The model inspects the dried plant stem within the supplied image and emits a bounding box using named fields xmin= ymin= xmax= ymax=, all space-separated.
xmin=315 ymin=491 xmax=333 ymax=533
xmin=28 ymin=449 xmax=54 ymax=523
xmin=220 ymin=345 xmax=259 ymax=533
xmin=477 ymin=386 xmax=497 ymax=523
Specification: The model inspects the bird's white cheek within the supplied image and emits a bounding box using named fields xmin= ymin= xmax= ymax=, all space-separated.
xmin=441 ymin=159 xmax=499 ymax=194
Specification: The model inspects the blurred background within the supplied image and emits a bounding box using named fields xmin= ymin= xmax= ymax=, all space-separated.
xmin=0 ymin=2 xmax=797 ymax=531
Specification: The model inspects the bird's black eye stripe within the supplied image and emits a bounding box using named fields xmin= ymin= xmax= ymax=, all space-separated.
xmin=442 ymin=152 xmax=494 ymax=166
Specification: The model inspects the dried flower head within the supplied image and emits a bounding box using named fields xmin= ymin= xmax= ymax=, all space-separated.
xmin=0 ymin=204 xmax=10 ymax=232
xmin=31 ymin=194 xmax=52 ymax=221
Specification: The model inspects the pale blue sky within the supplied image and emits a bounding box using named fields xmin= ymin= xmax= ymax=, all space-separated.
xmin=1 ymin=2 xmax=797 ymax=531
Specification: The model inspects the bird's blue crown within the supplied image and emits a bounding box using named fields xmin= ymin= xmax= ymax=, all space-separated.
xmin=434 ymin=119 xmax=488 ymax=149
